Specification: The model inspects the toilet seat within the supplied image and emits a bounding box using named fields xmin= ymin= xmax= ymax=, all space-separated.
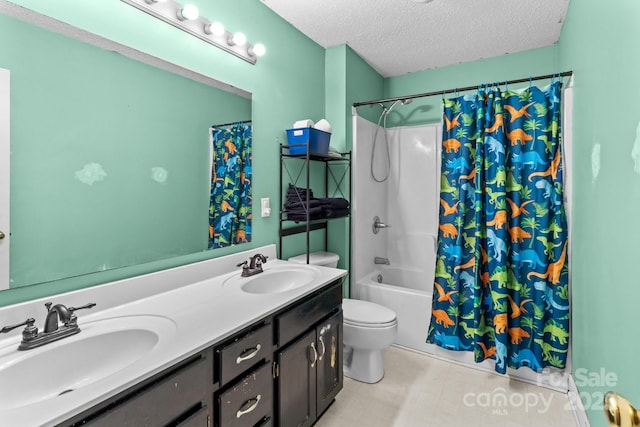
xmin=343 ymin=299 xmax=397 ymax=328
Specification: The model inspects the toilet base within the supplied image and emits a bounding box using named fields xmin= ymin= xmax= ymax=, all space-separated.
xmin=343 ymin=346 xmax=385 ymax=384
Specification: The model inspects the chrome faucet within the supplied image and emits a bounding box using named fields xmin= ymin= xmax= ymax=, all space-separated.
xmin=237 ymin=253 xmax=269 ymax=277
xmin=372 ymin=216 xmax=391 ymax=234
xmin=0 ymin=302 xmax=96 ymax=350
xmin=374 ymin=256 xmax=390 ymax=265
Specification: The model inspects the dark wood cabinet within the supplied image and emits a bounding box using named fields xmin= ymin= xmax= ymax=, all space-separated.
xmin=60 ymin=279 xmax=343 ymax=427
xmin=61 ymin=350 xmax=212 ymax=427
xmin=315 ymin=311 xmax=343 ymax=417
xmin=276 ymin=329 xmax=317 ymax=427
xmin=275 ymin=283 xmax=343 ymax=427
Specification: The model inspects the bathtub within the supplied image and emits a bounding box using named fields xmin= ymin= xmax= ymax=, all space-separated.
xmin=357 ymin=267 xmax=491 ymax=364
xmin=357 ymin=267 xmax=435 ymax=354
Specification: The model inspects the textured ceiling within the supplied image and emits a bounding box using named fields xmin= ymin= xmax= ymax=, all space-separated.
xmin=261 ymin=0 xmax=570 ymax=77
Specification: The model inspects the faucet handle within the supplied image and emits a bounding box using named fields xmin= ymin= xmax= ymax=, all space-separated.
xmin=68 ymin=303 xmax=96 ymax=313
xmin=1 ymin=318 xmax=38 ymax=339
xmin=255 ymin=254 xmax=268 ymax=267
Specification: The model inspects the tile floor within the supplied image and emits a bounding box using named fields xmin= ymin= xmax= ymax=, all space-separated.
xmin=316 ymin=346 xmax=578 ymax=427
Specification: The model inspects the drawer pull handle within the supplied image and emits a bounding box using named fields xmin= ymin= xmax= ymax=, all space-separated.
xmin=236 ymin=394 xmax=261 ymax=418
xmin=310 ymin=342 xmax=318 ymax=368
xmin=318 ymin=335 xmax=326 ymax=361
xmin=236 ymin=344 xmax=262 ymax=364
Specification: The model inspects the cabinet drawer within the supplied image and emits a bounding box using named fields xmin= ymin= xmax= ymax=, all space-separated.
xmin=276 ymin=281 xmax=342 ymax=346
xmin=177 ymin=405 xmax=209 ymax=427
xmin=216 ymin=322 xmax=272 ymax=385
xmin=217 ymin=363 xmax=273 ymax=427
xmin=81 ymin=354 xmax=209 ymax=426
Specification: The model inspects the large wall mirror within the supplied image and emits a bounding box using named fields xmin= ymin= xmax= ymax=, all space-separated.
xmin=0 ymin=5 xmax=252 ymax=289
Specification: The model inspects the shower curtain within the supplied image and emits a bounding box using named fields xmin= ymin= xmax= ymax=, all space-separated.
xmin=209 ymin=123 xmax=252 ymax=248
xmin=426 ymin=81 xmax=569 ymax=374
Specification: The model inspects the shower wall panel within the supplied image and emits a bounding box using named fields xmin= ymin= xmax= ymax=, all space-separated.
xmin=386 ymin=125 xmax=440 ymax=289
xmin=352 ymin=116 xmax=388 ymax=293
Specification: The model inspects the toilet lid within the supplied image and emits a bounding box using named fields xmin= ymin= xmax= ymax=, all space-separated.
xmin=342 ymin=298 xmax=397 ymax=325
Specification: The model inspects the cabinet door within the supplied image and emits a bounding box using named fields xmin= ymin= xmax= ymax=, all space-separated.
xmin=316 ymin=310 xmax=343 ymax=417
xmin=276 ymin=329 xmax=317 ymax=427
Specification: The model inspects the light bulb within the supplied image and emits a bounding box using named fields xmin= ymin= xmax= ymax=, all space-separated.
xmin=249 ymin=43 xmax=266 ymax=57
xmin=229 ymin=32 xmax=247 ymax=47
xmin=204 ymin=21 xmax=225 ymax=37
xmin=177 ymin=4 xmax=199 ymax=20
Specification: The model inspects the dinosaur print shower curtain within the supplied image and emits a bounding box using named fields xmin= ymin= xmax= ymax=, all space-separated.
xmin=426 ymin=81 xmax=569 ymax=374
xmin=209 ymin=123 xmax=252 ymax=248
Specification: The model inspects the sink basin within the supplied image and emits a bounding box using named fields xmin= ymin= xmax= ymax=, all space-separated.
xmin=225 ymin=265 xmax=321 ymax=294
xmin=0 ymin=315 xmax=176 ymax=411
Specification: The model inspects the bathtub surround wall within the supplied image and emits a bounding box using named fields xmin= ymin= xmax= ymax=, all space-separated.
xmin=351 ymin=116 xmax=389 ymax=285
xmin=352 ymin=117 xmax=440 ymax=348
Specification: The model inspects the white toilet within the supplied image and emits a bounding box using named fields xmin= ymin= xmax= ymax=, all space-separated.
xmin=288 ymin=251 xmax=398 ymax=384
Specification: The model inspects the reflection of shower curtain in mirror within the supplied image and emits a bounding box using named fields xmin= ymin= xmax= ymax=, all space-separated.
xmin=209 ymin=123 xmax=252 ymax=248
xmin=426 ymin=81 xmax=569 ymax=374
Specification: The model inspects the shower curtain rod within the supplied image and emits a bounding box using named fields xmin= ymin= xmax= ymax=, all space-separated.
xmin=352 ymin=70 xmax=573 ymax=108
xmin=211 ymin=119 xmax=252 ymax=128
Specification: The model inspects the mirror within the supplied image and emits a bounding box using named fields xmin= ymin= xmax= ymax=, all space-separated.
xmin=1 ymin=6 xmax=252 ymax=289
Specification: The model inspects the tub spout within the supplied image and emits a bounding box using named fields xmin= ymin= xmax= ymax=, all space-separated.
xmin=374 ymin=257 xmax=390 ymax=265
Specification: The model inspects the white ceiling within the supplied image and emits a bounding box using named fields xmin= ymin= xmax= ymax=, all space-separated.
xmin=261 ymin=0 xmax=570 ymax=78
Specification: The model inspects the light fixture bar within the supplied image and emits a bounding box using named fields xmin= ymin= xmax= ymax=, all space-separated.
xmin=121 ymin=0 xmax=260 ymax=64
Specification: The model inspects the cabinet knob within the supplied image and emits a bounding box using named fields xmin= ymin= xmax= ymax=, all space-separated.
xmin=0 ymin=231 xmax=5 ymax=240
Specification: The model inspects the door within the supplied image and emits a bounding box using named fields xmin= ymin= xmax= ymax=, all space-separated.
xmin=315 ymin=311 xmax=343 ymax=417
xmin=276 ymin=329 xmax=316 ymax=427
xmin=0 ymin=68 xmax=9 ymax=291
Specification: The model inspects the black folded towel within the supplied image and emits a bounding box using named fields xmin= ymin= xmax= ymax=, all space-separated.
xmin=286 ymin=206 xmax=324 ymax=221
xmin=322 ymin=207 xmax=350 ymax=219
xmin=284 ymin=199 xmax=323 ymax=210
xmin=287 ymin=184 xmax=314 ymax=200
xmin=316 ymin=197 xmax=350 ymax=209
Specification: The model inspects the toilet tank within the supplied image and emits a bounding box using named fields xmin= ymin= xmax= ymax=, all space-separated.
xmin=288 ymin=251 xmax=340 ymax=268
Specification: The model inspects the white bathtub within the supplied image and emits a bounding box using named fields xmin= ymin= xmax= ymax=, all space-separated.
xmin=357 ymin=267 xmax=435 ymax=354
xmin=357 ymin=267 xmax=493 ymax=364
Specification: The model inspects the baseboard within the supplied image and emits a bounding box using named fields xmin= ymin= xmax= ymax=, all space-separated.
xmin=568 ymin=374 xmax=591 ymax=427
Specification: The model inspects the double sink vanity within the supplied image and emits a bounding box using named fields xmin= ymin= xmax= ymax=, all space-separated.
xmin=0 ymin=245 xmax=346 ymax=426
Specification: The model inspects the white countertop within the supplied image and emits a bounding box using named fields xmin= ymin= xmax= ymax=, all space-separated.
xmin=0 ymin=244 xmax=347 ymax=426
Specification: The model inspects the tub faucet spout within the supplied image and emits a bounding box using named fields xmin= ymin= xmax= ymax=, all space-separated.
xmin=374 ymin=257 xmax=390 ymax=265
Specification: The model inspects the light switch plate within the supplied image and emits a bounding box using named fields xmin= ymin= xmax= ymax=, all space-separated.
xmin=261 ymin=197 xmax=271 ymax=217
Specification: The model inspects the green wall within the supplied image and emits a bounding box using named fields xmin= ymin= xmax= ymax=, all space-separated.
xmin=1 ymin=0 xmax=327 ymax=305
xmin=323 ymin=44 xmax=384 ymax=293
xmin=559 ymin=1 xmax=640 ymax=425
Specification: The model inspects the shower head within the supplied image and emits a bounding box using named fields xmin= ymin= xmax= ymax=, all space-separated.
xmin=386 ymin=98 xmax=412 ymax=114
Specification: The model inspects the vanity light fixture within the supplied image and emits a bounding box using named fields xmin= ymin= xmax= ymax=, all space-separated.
xmin=204 ymin=21 xmax=225 ymax=37
xmin=121 ymin=0 xmax=265 ymax=64
xmin=249 ymin=43 xmax=266 ymax=58
xmin=177 ymin=3 xmax=198 ymax=20
xmin=229 ymin=32 xmax=247 ymax=47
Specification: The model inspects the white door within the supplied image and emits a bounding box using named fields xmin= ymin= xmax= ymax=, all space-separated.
xmin=0 ymin=68 xmax=9 ymax=290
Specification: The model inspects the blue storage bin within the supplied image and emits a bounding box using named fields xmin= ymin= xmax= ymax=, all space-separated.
xmin=286 ymin=127 xmax=331 ymax=157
